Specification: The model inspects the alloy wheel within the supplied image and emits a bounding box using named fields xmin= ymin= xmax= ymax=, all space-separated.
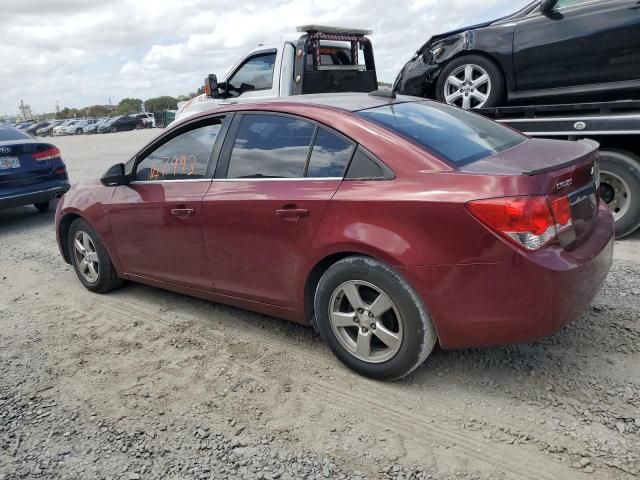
xmin=600 ymin=171 xmax=631 ymax=221
xmin=328 ymin=280 xmax=403 ymax=363
xmin=73 ymin=231 xmax=100 ymax=283
xmin=443 ymin=64 xmax=491 ymax=109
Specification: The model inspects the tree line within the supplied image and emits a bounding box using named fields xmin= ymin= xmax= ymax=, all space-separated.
xmin=46 ymin=88 xmax=205 ymax=120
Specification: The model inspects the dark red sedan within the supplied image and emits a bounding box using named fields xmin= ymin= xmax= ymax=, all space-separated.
xmin=55 ymin=92 xmax=614 ymax=380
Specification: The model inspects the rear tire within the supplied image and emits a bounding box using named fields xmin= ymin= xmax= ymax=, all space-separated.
xmin=436 ymin=54 xmax=505 ymax=109
xmin=75 ymin=128 xmax=83 ymax=135
xmin=314 ymin=256 xmax=437 ymax=380
xmin=34 ymin=201 xmax=51 ymax=213
xmin=68 ymin=218 xmax=124 ymax=293
xmin=599 ymin=150 xmax=640 ymax=238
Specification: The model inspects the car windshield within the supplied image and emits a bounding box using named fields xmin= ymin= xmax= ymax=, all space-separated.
xmin=0 ymin=125 xmax=30 ymax=141
xmin=356 ymin=101 xmax=526 ymax=166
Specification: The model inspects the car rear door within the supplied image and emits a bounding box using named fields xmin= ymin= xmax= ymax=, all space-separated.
xmin=513 ymin=0 xmax=640 ymax=91
xmin=201 ymin=112 xmax=355 ymax=306
xmin=108 ymin=115 xmax=230 ymax=290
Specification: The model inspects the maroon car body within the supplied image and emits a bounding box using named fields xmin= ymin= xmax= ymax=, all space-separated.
xmin=55 ymin=93 xmax=614 ymax=378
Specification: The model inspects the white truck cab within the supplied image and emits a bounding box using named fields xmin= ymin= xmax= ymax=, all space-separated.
xmin=174 ymin=26 xmax=377 ymax=123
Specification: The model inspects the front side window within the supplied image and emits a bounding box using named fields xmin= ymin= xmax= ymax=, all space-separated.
xmin=228 ymin=52 xmax=276 ymax=92
xmin=226 ymin=114 xmax=315 ymax=178
xmin=135 ymin=121 xmax=223 ymax=181
xmin=356 ymin=101 xmax=526 ymax=166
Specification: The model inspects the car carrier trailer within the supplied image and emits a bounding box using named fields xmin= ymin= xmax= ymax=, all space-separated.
xmin=477 ymin=100 xmax=640 ymax=238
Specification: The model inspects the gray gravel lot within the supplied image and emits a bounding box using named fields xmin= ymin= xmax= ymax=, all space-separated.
xmin=0 ymin=130 xmax=639 ymax=480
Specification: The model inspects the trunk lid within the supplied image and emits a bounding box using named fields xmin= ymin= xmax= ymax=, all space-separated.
xmin=0 ymin=141 xmax=55 ymax=188
xmin=461 ymin=138 xmax=600 ymax=249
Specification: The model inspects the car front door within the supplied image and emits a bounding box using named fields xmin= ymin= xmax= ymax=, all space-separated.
xmin=513 ymin=0 xmax=640 ymax=91
xmin=108 ymin=116 xmax=230 ymax=290
xmin=201 ymin=113 xmax=355 ymax=306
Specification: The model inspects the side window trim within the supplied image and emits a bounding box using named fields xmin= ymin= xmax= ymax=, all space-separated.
xmin=130 ymin=114 xmax=232 ymax=183
xmin=215 ymin=111 xmax=359 ymax=180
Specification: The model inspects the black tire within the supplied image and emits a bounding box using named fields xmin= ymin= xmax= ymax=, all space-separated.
xmin=599 ymin=150 xmax=640 ymax=238
xmin=435 ymin=54 xmax=505 ymax=109
xmin=34 ymin=201 xmax=51 ymax=213
xmin=110 ymin=126 xmax=117 ymax=133
xmin=68 ymin=218 xmax=124 ymax=293
xmin=314 ymin=256 xmax=437 ymax=380
xmin=75 ymin=128 xmax=83 ymax=135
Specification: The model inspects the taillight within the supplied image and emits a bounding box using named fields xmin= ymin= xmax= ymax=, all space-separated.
xmin=550 ymin=196 xmax=571 ymax=227
xmin=32 ymin=146 xmax=61 ymax=161
xmin=467 ymin=195 xmax=571 ymax=251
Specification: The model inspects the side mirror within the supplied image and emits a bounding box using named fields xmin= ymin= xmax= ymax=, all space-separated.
xmin=204 ymin=74 xmax=220 ymax=99
xmin=101 ymin=163 xmax=127 ymax=186
xmin=540 ymin=0 xmax=557 ymax=13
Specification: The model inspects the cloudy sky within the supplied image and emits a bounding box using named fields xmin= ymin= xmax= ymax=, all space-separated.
xmin=0 ymin=0 xmax=530 ymax=115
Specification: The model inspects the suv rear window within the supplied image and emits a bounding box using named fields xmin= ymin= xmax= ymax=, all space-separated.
xmin=0 ymin=125 xmax=30 ymax=142
xmin=356 ymin=101 xmax=526 ymax=166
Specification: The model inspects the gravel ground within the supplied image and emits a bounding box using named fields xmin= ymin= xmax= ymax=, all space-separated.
xmin=1 ymin=130 xmax=639 ymax=480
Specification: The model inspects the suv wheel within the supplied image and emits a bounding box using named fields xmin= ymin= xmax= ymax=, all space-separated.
xmin=436 ymin=54 xmax=505 ymax=109
xmin=314 ymin=256 xmax=437 ymax=380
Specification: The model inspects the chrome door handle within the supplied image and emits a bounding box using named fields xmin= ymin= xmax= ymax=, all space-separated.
xmin=276 ymin=208 xmax=309 ymax=221
xmin=171 ymin=207 xmax=195 ymax=219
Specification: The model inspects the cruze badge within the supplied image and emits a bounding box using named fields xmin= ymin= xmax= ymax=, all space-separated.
xmin=556 ymin=178 xmax=573 ymax=190
xmin=0 ymin=146 xmax=11 ymax=154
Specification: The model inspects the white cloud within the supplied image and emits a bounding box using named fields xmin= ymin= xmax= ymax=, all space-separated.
xmin=0 ymin=0 xmax=530 ymax=115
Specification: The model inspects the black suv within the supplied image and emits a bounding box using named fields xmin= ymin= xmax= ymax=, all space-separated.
xmin=394 ymin=0 xmax=640 ymax=109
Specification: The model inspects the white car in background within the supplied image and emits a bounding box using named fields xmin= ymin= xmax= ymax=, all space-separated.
xmin=134 ymin=113 xmax=156 ymax=128
xmin=52 ymin=120 xmax=80 ymax=136
xmin=65 ymin=119 xmax=98 ymax=135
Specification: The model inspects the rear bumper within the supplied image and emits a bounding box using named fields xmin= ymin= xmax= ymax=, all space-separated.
xmin=401 ymin=206 xmax=615 ymax=349
xmin=0 ymin=182 xmax=70 ymax=210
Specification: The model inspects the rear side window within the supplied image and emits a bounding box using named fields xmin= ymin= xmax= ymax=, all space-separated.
xmin=356 ymin=101 xmax=526 ymax=166
xmin=307 ymin=128 xmax=355 ymax=178
xmin=0 ymin=125 xmax=30 ymax=141
xmin=226 ymin=115 xmax=315 ymax=178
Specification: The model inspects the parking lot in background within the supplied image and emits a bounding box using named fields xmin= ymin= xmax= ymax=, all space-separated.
xmin=0 ymin=131 xmax=638 ymax=479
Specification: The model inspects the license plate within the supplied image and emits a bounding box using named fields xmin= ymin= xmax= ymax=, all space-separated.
xmin=0 ymin=156 xmax=20 ymax=170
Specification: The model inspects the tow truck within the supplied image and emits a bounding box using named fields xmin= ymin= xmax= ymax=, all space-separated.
xmin=174 ymin=25 xmax=378 ymax=123
xmin=477 ymin=100 xmax=640 ymax=238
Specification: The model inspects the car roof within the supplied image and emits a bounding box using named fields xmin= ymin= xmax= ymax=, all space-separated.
xmin=237 ymin=92 xmax=423 ymax=113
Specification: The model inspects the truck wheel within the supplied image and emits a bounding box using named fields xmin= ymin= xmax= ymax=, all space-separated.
xmin=599 ymin=150 xmax=640 ymax=238
xmin=436 ymin=54 xmax=505 ymax=109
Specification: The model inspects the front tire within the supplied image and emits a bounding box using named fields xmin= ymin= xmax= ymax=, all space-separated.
xmin=110 ymin=126 xmax=117 ymax=133
xmin=68 ymin=218 xmax=123 ymax=293
xmin=75 ymin=128 xmax=83 ymax=135
xmin=436 ymin=54 xmax=505 ymax=109
xmin=314 ymin=256 xmax=437 ymax=380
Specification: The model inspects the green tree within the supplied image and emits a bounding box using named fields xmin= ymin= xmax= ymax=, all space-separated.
xmin=86 ymin=105 xmax=111 ymax=117
xmin=117 ymin=98 xmax=143 ymax=115
xmin=144 ymin=96 xmax=178 ymax=112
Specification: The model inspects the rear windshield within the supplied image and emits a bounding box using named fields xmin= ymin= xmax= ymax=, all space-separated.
xmin=356 ymin=101 xmax=526 ymax=166
xmin=0 ymin=125 xmax=30 ymax=142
